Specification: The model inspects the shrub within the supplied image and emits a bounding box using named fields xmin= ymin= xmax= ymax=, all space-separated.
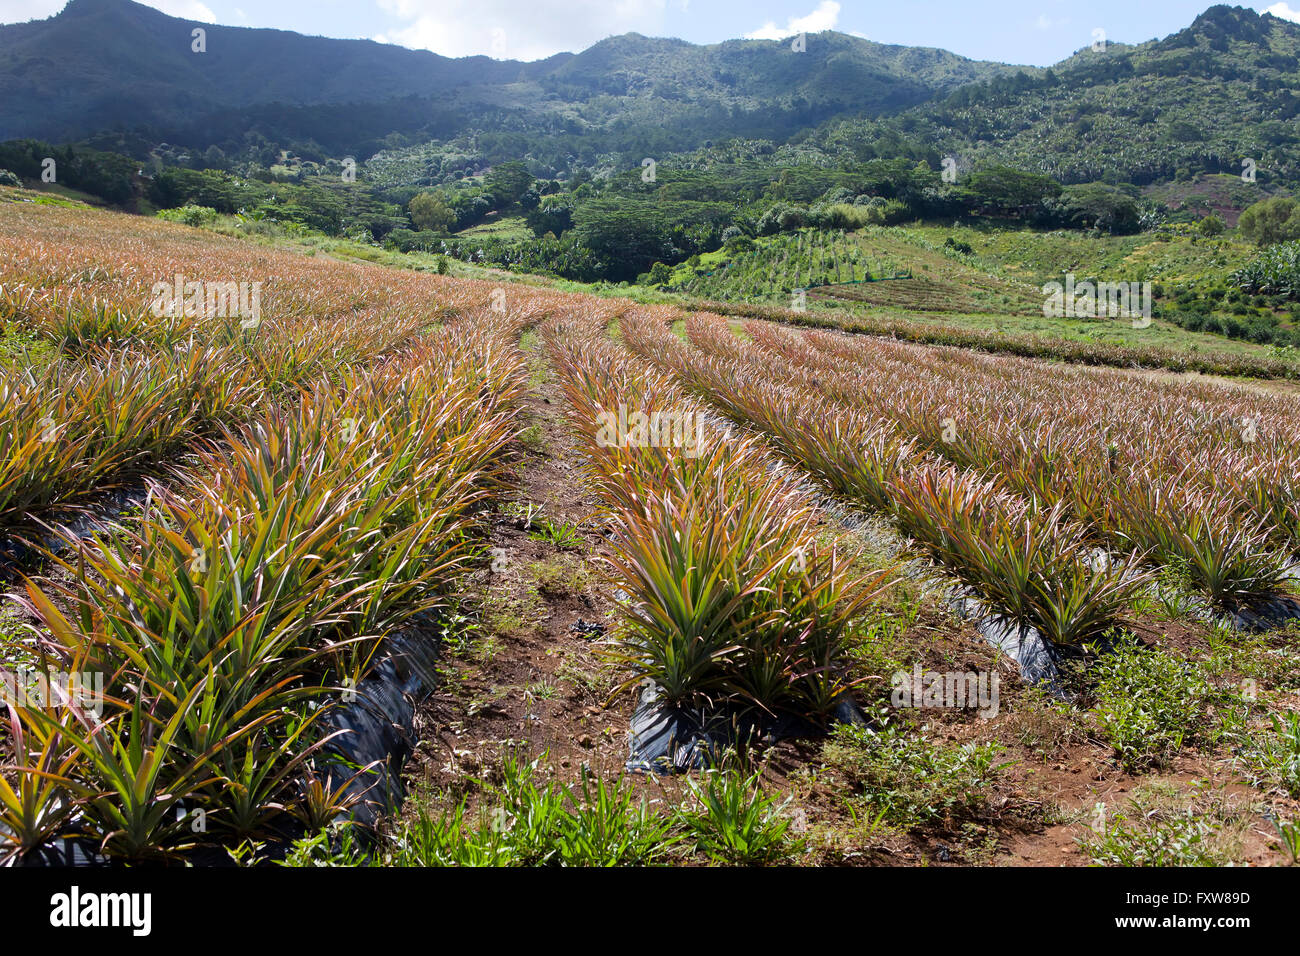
xmin=643 ymin=261 xmax=673 ymax=287
xmin=1197 ymin=214 xmax=1226 ymax=237
xmin=1237 ymin=196 xmax=1300 ymax=246
xmin=1235 ymin=711 xmax=1300 ymax=798
xmin=1232 ymin=241 xmax=1300 ymax=299
xmin=156 ymin=205 xmax=219 ymax=227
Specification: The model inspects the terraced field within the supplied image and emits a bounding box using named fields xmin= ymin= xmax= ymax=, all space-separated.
xmin=668 ymin=226 xmax=1044 ymax=316
xmin=810 ymin=271 xmax=1017 ymax=313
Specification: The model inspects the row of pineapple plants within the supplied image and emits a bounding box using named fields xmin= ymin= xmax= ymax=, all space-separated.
xmin=620 ymin=310 xmax=1148 ymax=647
xmin=0 ymin=312 xmax=528 ymax=863
xmin=683 ymin=295 xmax=1300 ymax=381
xmin=738 ymin=321 xmax=1298 ymax=612
xmin=0 ymin=201 xmax=594 ymax=359
xmin=0 ymin=207 xmax=580 ymax=533
xmin=544 ymin=306 xmax=885 ymax=721
xmin=0 ymin=317 xmax=427 ymax=532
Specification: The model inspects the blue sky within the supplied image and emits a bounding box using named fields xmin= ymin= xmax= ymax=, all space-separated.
xmin=3 ymin=0 xmax=1299 ymax=64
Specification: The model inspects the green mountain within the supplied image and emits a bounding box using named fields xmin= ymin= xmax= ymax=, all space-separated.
xmin=0 ymin=0 xmax=1021 ymax=157
xmin=4 ymin=1 xmax=1297 ymax=195
xmin=817 ymin=5 xmax=1300 ymax=187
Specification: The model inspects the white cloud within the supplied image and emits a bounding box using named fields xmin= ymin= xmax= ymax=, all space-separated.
xmin=372 ymin=0 xmax=669 ymax=60
xmin=1264 ymin=2 xmax=1300 ymax=24
xmin=0 ymin=0 xmax=55 ymax=21
xmin=147 ymin=0 xmax=216 ymax=21
xmin=744 ymin=1 xmax=841 ymax=41
xmin=0 ymin=0 xmax=214 ymax=24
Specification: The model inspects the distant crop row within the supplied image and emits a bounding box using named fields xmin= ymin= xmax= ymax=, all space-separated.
xmin=741 ymin=322 xmax=1298 ymax=606
xmin=622 ymin=314 xmax=1147 ymax=647
xmin=681 ymin=296 xmax=1300 ymax=381
xmin=672 ymin=230 xmax=907 ymax=303
xmin=0 ymin=204 xmax=584 ymax=533
xmin=0 ymin=325 xmax=422 ymax=533
xmin=620 ymin=313 xmax=1299 ymax=646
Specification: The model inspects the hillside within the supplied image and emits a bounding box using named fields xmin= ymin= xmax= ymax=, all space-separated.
xmin=819 ymin=5 xmax=1300 ymax=188
xmin=0 ymin=0 xmax=1021 ymax=157
xmin=5 ymin=2 xmax=1299 ymax=196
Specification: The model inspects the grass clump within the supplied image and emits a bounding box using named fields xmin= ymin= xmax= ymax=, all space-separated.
xmin=529 ymin=556 xmax=590 ymax=598
xmin=528 ymin=515 xmax=584 ymax=550
xmin=1008 ymin=686 xmax=1083 ymax=761
xmin=1087 ymin=638 xmax=1217 ymax=772
xmin=1079 ymin=781 xmax=1255 ymax=867
xmin=1235 ymin=711 xmax=1300 ymax=798
xmin=822 ymin=709 xmax=1011 ymax=829
xmin=679 ymin=768 xmax=799 ymax=865
xmin=385 ymin=757 xmax=678 ymax=867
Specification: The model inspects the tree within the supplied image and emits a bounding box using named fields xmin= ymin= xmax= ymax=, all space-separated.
xmin=757 ymin=203 xmax=806 ymax=235
xmin=960 ymin=166 xmax=1062 ymax=217
xmin=526 ymin=201 xmax=574 ymax=238
xmin=1048 ymin=183 xmax=1142 ymax=235
xmin=1198 ymin=214 xmax=1226 ymax=237
xmin=148 ymin=168 xmax=238 ymax=213
xmin=450 ymin=194 xmax=493 ymax=230
xmin=202 ymin=145 xmax=227 ymax=170
xmin=1238 ymin=197 xmax=1300 ymax=246
xmin=484 ymin=160 xmax=533 ymax=209
xmin=408 ymin=191 xmax=455 ymax=232
xmin=572 ymin=199 xmax=677 ymax=282
xmin=644 ymin=261 xmax=673 ymax=286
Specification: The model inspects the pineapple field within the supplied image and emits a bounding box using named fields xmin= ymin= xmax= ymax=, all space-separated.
xmin=2 ymin=199 xmax=1299 ymax=875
